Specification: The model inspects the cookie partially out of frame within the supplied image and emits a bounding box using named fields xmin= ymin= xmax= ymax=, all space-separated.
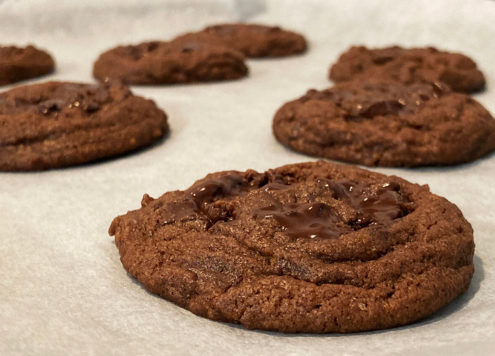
xmin=0 ymin=45 xmax=55 ymax=85
xmin=93 ymin=39 xmax=248 ymax=85
xmin=175 ymin=23 xmax=307 ymax=58
xmin=273 ymin=81 xmax=495 ymax=167
xmin=109 ymin=161 xmax=474 ymax=333
xmin=0 ymin=81 xmax=168 ymax=171
xmin=329 ymin=46 xmax=485 ymax=93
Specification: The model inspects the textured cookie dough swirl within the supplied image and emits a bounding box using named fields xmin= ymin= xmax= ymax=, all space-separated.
xmin=109 ymin=161 xmax=474 ymax=333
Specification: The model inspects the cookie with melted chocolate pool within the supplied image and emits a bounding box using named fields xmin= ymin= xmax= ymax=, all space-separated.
xmin=0 ymin=81 xmax=168 ymax=171
xmin=273 ymin=81 xmax=495 ymax=167
xmin=109 ymin=161 xmax=474 ymax=333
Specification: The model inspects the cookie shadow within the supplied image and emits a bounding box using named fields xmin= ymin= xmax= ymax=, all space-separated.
xmin=395 ymin=151 xmax=495 ymax=174
xmin=124 ymin=75 xmax=251 ymax=88
xmin=273 ymin=138 xmax=495 ymax=174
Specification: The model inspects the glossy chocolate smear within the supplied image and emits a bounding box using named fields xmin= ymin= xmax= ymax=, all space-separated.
xmin=257 ymin=202 xmax=352 ymax=239
xmin=256 ymin=180 xmax=411 ymax=240
xmin=165 ymin=173 xmax=252 ymax=226
xmin=163 ymin=200 xmax=199 ymax=225
xmin=359 ymin=183 xmax=406 ymax=223
xmin=188 ymin=173 xmax=247 ymax=208
xmin=261 ymin=182 xmax=291 ymax=192
xmin=328 ymin=180 xmax=408 ymax=225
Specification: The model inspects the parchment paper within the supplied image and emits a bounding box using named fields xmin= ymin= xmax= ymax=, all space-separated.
xmin=1 ymin=0 xmax=494 ymax=355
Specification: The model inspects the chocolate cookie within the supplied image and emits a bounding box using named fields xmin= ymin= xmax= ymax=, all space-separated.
xmin=273 ymin=81 xmax=495 ymax=167
xmin=175 ymin=23 xmax=307 ymax=58
xmin=0 ymin=81 xmax=168 ymax=171
xmin=329 ymin=46 xmax=485 ymax=93
xmin=109 ymin=161 xmax=474 ymax=333
xmin=93 ymin=39 xmax=248 ymax=85
xmin=0 ymin=45 xmax=55 ymax=85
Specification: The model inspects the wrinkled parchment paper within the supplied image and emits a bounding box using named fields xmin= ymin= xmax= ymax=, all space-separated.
xmin=1 ymin=0 xmax=494 ymax=354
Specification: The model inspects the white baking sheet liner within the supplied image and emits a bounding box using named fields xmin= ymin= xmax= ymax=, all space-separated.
xmin=1 ymin=0 xmax=494 ymax=354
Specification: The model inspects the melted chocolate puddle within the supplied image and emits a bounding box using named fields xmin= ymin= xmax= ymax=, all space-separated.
xmin=188 ymin=173 xmax=246 ymax=208
xmin=256 ymin=202 xmax=352 ymax=239
xmin=165 ymin=173 xmax=249 ymax=226
xmin=329 ymin=181 xmax=407 ymax=225
xmin=255 ymin=180 xmax=411 ymax=240
xmin=162 ymin=173 xmax=412 ymax=238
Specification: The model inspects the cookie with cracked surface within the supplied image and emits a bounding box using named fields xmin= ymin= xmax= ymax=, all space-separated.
xmin=175 ymin=23 xmax=307 ymax=58
xmin=273 ymin=81 xmax=495 ymax=167
xmin=93 ymin=39 xmax=248 ymax=85
xmin=109 ymin=160 xmax=474 ymax=333
xmin=0 ymin=81 xmax=168 ymax=171
xmin=329 ymin=46 xmax=485 ymax=93
xmin=0 ymin=45 xmax=55 ymax=85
